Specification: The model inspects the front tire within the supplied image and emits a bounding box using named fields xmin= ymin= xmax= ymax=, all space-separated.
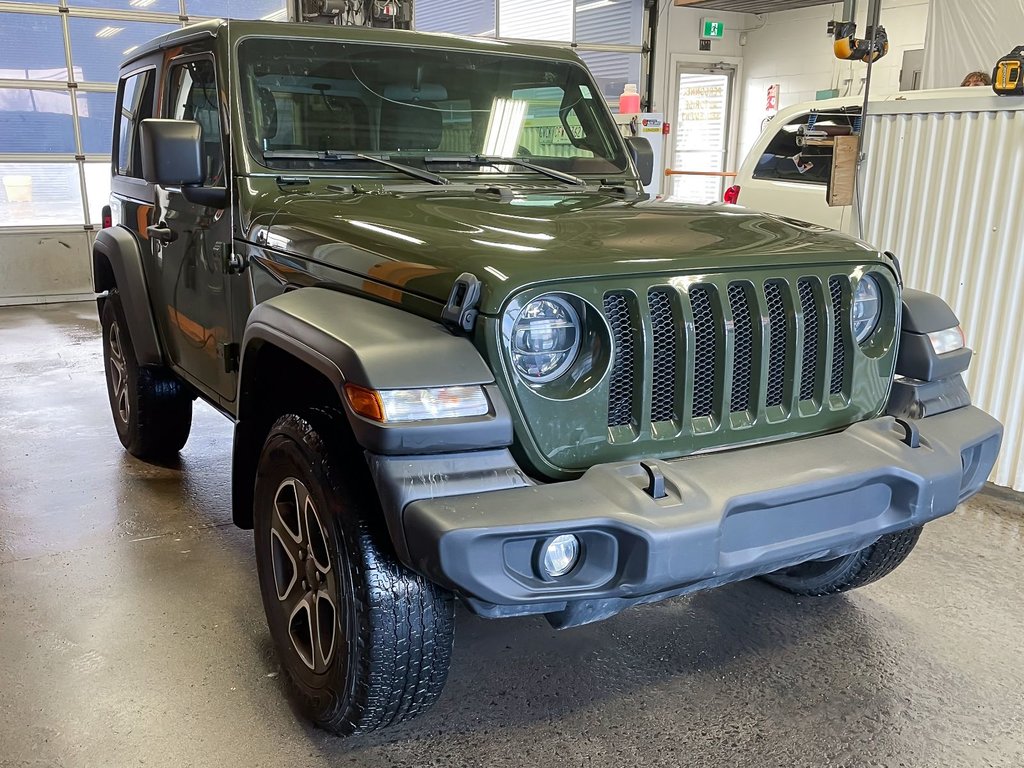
xmin=254 ymin=410 xmax=455 ymax=736
xmin=100 ymin=291 xmax=192 ymax=459
xmin=761 ymin=526 xmax=923 ymax=596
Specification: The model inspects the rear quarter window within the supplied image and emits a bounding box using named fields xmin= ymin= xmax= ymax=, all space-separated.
xmin=115 ymin=69 xmax=155 ymax=178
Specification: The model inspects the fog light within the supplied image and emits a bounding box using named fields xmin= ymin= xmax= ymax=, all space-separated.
xmin=542 ymin=534 xmax=580 ymax=578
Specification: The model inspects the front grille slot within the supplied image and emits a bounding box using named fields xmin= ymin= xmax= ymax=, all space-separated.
xmin=649 ymin=290 xmax=677 ymax=423
xmin=689 ymin=286 xmax=717 ymax=419
xmin=605 ymin=292 xmax=636 ymax=427
xmin=764 ymin=280 xmax=788 ymax=408
xmin=797 ymin=278 xmax=820 ymax=401
xmin=727 ymin=283 xmax=755 ymax=413
xmin=828 ymin=277 xmax=847 ymax=395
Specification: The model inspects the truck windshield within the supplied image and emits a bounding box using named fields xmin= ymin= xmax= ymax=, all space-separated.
xmin=237 ymin=37 xmax=629 ymax=177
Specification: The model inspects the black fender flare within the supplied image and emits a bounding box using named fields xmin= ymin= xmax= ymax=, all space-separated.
xmin=232 ymin=287 xmax=512 ymax=528
xmin=92 ymin=227 xmax=163 ymax=366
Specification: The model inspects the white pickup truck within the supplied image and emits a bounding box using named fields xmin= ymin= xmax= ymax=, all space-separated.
xmin=729 ymin=86 xmax=1024 ymax=492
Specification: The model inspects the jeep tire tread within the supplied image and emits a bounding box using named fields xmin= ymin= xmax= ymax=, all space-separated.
xmin=253 ymin=409 xmax=455 ymax=736
xmin=100 ymin=291 xmax=192 ymax=459
xmin=761 ymin=526 xmax=923 ymax=596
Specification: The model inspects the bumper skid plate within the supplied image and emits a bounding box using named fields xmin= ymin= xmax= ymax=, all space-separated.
xmin=400 ymin=407 xmax=1001 ymax=628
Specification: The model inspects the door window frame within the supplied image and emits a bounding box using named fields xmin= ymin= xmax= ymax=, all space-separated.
xmin=162 ymin=52 xmax=228 ymax=188
xmin=664 ymin=52 xmax=743 ymax=202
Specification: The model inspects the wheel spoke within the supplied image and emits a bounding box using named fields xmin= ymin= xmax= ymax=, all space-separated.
xmin=315 ymin=591 xmax=337 ymax=669
xmin=274 ymin=479 xmax=303 ymax=544
xmin=269 ymin=528 xmax=298 ymax=602
xmin=304 ymin=497 xmax=331 ymax=574
xmin=287 ymin=592 xmax=316 ymax=671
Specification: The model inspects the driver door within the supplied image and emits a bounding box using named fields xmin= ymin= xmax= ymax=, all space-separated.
xmin=151 ymin=54 xmax=236 ymax=402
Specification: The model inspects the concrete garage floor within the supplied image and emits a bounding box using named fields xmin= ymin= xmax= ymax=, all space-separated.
xmin=1 ymin=302 xmax=1023 ymax=768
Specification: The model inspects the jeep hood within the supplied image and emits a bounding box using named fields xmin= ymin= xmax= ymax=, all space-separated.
xmin=244 ymin=184 xmax=886 ymax=315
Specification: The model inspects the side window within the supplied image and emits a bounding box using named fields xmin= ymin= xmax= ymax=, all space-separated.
xmin=167 ymin=58 xmax=225 ymax=184
xmin=115 ymin=70 xmax=154 ymax=177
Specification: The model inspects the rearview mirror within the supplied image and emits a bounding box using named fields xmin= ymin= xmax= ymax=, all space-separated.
xmin=140 ymin=119 xmax=205 ymax=187
xmin=626 ymin=136 xmax=654 ymax=187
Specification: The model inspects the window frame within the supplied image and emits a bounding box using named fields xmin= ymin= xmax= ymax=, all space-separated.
xmin=114 ymin=65 xmax=157 ymax=179
xmin=163 ymin=52 xmax=228 ymax=186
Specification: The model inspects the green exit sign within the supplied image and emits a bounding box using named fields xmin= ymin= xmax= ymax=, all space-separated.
xmin=701 ymin=18 xmax=724 ymax=39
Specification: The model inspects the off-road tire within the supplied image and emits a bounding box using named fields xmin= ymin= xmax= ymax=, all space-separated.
xmin=100 ymin=291 xmax=192 ymax=459
xmin=253 ymin=409 xmax=455 ymax=736
xmin=761 ymin=526 xmax=923 ymax=596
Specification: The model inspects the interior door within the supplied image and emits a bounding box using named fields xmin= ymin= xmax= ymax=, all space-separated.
xmin=669 ymin=65 xmax=734 ymax=204
xmin=153 ymin=54 xmax=236 ymax=401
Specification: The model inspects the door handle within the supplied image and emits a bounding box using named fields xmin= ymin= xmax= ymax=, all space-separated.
xmin=147 ymin=223 xmax=177 ymax=244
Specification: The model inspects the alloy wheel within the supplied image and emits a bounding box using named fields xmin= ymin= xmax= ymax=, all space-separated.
xmin=107 ymin=320 xmax=130 ymax=425
xmin=269 ymin=478 xmax=339 ymax=673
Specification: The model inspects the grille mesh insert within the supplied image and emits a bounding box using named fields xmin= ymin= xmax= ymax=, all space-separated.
xmin=605 ymin=293 xmax=635 ymax=427
xmin=798 ymin=279 xmax=820 ymax=402
xmin=829 ymin=277 xmax=846 ymax=396
xmin=690 ymin=286 xmax=717 ymax=419
xmin=764 ymin=280 xmax=788 ymax=408
xmin=728 ymin=283 xmax=755 ymax=413
xmin=649 ymin=290 xmax=677 ymax=423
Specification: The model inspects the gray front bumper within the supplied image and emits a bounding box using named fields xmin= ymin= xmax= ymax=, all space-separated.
xmin=382 ymin=407 xmax=1001 ymax=626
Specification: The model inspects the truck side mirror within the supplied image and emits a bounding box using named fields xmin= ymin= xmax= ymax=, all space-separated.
xmin=140 ymin=119 xmax=205 ymax=187
xmin=626 ymin=136 xmax=654 ymax=186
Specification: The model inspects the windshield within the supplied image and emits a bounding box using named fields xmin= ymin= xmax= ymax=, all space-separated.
xmin=237 ymin=37 xmax=629 ymax=177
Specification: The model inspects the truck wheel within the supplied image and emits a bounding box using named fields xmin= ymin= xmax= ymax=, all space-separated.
xmin=761 ymin=526 xmax=923 ymax=596
xmin=99 ymin=292 xmax=192 ymax=459
xmin=253 ymin=410 xmax=455 ymax=735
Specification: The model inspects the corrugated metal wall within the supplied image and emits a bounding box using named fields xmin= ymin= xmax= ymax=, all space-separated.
xmin=856 ymin=92 xmax=1024 ymax=490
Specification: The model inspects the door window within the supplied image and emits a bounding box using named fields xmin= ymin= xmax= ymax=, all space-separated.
xmin=167 ymin=58 xmax=225 ymax=185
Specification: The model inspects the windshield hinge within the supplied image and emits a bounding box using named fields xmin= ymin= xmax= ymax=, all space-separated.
xmin=441 ymin=272 xmax=482 ymax=333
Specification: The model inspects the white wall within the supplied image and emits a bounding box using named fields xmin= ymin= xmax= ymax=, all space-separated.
xmin=922 ymin=0 xmax=1024 ymax=88
xmin=735 ymin=0 xmax=929 ymax=160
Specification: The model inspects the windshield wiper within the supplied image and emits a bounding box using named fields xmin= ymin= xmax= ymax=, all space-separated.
xmin=423 ymin=154 xmax=586 ymax=186
xmin=262 ymin=150 xmax=450 ymax=186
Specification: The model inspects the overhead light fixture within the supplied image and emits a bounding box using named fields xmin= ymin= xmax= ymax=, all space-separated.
xmin=95 ymin=26 xmax=125 ymax=39
xmin=129 ymin=0 xmax=156 ymax=7
xmin=481 ymin=98 xmax=528 ymax=158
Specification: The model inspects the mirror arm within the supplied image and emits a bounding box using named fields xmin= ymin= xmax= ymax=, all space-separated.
xmin=182 ymin=184 xmax=228 ymax=209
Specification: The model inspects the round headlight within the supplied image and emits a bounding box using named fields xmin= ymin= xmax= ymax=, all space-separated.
xmin=510 ymin=295 xmax=581 ymax=383
xmin=852 ymin=274 xmax=882 ymax=344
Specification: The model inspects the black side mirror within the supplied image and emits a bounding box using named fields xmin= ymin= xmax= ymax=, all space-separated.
xmin=140 ymin=118 xmax=227 ymax=208
xmin=140 ymin=119 xmax=205 ymax=186
xmin=626 ymin=136 xmax=654 ymax=187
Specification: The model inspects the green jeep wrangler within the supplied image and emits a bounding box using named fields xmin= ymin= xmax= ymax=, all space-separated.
xmin=93 ymin=19 xmax=1002 ymax=736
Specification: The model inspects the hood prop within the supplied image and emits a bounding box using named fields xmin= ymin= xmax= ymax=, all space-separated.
xmin=441 ymin=272 xmax=482 ymax=333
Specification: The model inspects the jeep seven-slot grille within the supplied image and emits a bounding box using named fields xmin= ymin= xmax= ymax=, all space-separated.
xmin=605 ymin=275 xmax=852 ymax=431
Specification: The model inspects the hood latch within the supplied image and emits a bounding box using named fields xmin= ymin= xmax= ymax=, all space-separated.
xmin=441 ymin=272 xmax=482 ymax=333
